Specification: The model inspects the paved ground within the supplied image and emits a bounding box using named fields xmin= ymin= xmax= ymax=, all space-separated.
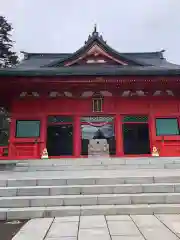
xmin=12 ymin=215 xmax=180 ymax=240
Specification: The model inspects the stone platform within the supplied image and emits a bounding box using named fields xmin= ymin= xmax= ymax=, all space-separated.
xmin=11 ymin=157 xmax=180 ymax=171
xmin=12 ymin=215 xmax=180 ymax=240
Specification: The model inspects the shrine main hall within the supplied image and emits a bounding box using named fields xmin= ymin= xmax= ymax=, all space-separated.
xmin=0 ymin=28 xmax=180 ymax=159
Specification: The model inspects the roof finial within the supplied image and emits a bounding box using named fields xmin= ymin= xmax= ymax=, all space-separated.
xmin=92 ymin=24 xmax=98 ymax=36
xmin=94 ymin=24 xmax=97 ymax=33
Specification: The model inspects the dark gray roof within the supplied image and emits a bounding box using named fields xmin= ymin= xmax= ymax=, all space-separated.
xmin=16 ymin=50 xmax=179 ymax=70
xmin=17 ymin=52 xmax=71 ymax=69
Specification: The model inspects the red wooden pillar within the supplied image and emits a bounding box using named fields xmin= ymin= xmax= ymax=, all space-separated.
xmin=149 ymin=104 xmax=156 ymax=155
xmin=40 ymin=115 xmax=47 ymax=157
xmin=149 ymin=115 xmax=154 ymax=154
xmin=115 ymin=115 xmax=123 ymax=157
xmin=8 ymin=117 xmax=16 ymax=158
xmin=74 ymin=115 xmax=81 ymax=158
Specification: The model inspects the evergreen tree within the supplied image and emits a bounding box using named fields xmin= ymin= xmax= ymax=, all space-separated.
xmin=0 ymin=107 xmax=9 ymax=147
xmin=0 ymin=16 xmax=18 ymax=68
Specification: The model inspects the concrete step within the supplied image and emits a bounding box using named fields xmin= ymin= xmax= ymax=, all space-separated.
xmin=1 ymin=204 xmax=180 ymax=220
xmin=3 ymin=175 xmax=180 ymax=187
xmin=1 ymin=193 xmax=180 ymax=207
xmin=1 ymin=183 xmax=180 ymax=197
xmin=13 ymin=157 xmax=180 ymax=171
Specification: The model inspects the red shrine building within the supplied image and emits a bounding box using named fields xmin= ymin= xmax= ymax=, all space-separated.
xmin=0 ymin=28 xmax=180 ymax=159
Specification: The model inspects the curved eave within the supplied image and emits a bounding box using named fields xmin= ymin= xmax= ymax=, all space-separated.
xmin=1 ymin=67 xmax=180 ymax=77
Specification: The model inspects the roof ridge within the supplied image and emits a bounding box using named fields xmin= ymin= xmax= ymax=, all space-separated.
xmin=20 ymin=50 xmax=165 ymax=61
xmin=21 ymin=51 xmax=71 ymax=58
xmin=121 ymin=50 xmax=164 ymax=55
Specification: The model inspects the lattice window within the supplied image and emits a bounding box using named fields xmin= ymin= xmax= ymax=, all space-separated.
xmin=16 ymin=120 xmax=40 ymax=138
xmin=156 ymin=118 xmax=179 ymax=136
xmin=81 ymin=116 xmax=113 ymax=123
xmin=123 ymin=115 xmax=148 ymax=123
xmin=48 ymin=116 xmax=73 ymax=124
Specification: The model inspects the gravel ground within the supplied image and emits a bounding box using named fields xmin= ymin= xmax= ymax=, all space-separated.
xmin=0 ymin=220 xmax=27 ymax=240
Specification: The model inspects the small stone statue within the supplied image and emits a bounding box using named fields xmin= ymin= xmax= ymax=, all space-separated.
xmin=88 ymin=129 xmax=109 ymax=158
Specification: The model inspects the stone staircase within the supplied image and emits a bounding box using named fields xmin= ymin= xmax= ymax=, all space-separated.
xmin=12 ymin=157 xmax=180 ymax=171
xmin=1 ymin=157 xmax=180 ymax=220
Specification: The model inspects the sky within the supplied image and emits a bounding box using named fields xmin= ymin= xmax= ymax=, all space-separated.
xmin=1 ymin=0 xmax=180 ymax=63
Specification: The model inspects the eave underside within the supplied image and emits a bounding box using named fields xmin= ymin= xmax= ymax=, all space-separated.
xmin=0 ymin=76 xmax=180 ymax=100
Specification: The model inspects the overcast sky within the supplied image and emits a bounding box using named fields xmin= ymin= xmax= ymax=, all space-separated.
xmin=1 ymin=0 xmax=180 ymax=63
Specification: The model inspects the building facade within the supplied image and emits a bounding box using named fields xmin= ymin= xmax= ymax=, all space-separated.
xmin=0 ymin=28 xmax=180 ymax=159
